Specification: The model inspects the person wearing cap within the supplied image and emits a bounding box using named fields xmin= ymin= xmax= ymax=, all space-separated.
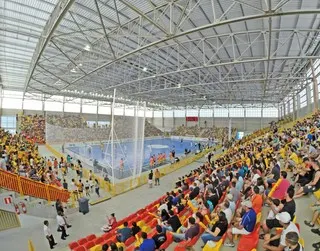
xmin=224 ymin=200 xmax=256 ymax=247
xmin=262 ymin=212 xmax=300 ymax=251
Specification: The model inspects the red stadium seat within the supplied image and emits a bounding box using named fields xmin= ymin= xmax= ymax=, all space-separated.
xmin=159 ymin=233 xmax=173 ymax=249
xmin=149 ymin=218 xmax=158 ymax=228
xmin=94 ymin=237 xmax=104 ymax=245
xmin=86 ymin=234 xmax=96 ymax=241
xmin=102 ymin=232 xmax=112 ymax=240
xmin=124 ymin=236 xmax=135 ymax=246
xmin=68 ymin=241 xmax=79 ymax=250
xmin=237 ymin=224 xmax=260 ymax=251
xmin=73 ymin=246 xmax=86 ymax=251
xmin=126 ymin=245 xmax=137 ymax=251
xmin=83 ymin=241 xmax=95 ymax=250
xmin=174 ymin=233 xmax=200 ymax=251
xmin=78 ymin=238 xmax=87 ymax=246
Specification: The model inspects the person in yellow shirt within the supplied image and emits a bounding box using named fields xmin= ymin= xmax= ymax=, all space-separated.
xmin=285 ymin=147 xmax=299 ymax=171
xmin=154 ymin=169 xmax=160 ymax=186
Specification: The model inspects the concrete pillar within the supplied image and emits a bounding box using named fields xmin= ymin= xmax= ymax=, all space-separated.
xmin=260 ymin=107 xmax=263 ymax=129
xmin=173 ymin=110 xmax=176 ymax=129
xmin=80 ymin=98 xmax=83 ymax=114
xmin=96 ymin=101 xmax=99 ymax=126
xmin=162 ymin=108 xmax=164 ymax=129
xmin=296 ymin=94 xmax=301 ymax=119
xmin=198 ymin=108 xmax=200 ymax=127
xmin=212 ymin=107 xmax=214 ymax=127
xmin=292 ymin=95 xmax=296 ymax=121
xmin=283 ymin=103 xmax=286 ymax=117
xmin=306 ymin=84 xmax=312 ymax=114
xmin=0 ymin=85 xmax=3 ymax=126
xmin=62 ymin=96 xmax=65 ymax=116
xmin=243 ymin=108 xmax=246 ymax=132
xmin=311 ymin=59 xmax=319 ymax=112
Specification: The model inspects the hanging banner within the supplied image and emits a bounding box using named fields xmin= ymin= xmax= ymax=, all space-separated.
xmin=186 ymin=116 xmax=198 ymax=122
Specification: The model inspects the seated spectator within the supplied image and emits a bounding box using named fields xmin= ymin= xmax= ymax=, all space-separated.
xmin=267 ymin=199 xmax=281 ymax=220
xmin=271 ymin=171 xmax=291 ymax=200
xmin=152 ymin=225 xmax=167 ymax=249
xmin=262 ymin=188 xmax=296 ymax=235
xmin=131 ymin=222 xmax=141 ymax=236
xmin=101 ymin=213 xmax=117 ymax=232
xmin=102 ymin=244 xmax=109 ymax=251
xmin=170 ymin=217 xmax=200 ymax=242
xmin=160 ymin=209 xmax=170 ymax=222
xmin=201 ymin=211 xmax=228 ymax=246
xmin=160 ymin=210 xmax=182 ymax=233
xmin=304 ymin=198 xmax=320 ymax=228
xmin=109 ymin=242 xmax=123 ymax=251
xmin=262 ymin=212 xmax=300 ymax=251
xmin=116 ymin=221 xmax=131 ymax=243
xmin=139 ymin=232 xmax=156 ymax=251
xmin=294 ymin=160 xmax=320 ymax=199
xmin=224 ymin=200 xmax=256 ymax=247
xmin=251 ymin=186 xmax=263 ymax=214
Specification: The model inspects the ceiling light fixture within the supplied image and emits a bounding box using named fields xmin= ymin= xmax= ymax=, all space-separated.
xmin=84 ymin=45 xmax=91 ymax=51
xmin=142 ymin=67 xmax=147 ymax=72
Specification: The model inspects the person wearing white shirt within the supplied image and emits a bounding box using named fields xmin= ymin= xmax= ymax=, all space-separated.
xmin=44 ymin=220 xmax=57 ymax=249
xmin=222 ymin=201 xmax=233 ymax=224
xmin=56 ymin=211 xmax=68 ymax=240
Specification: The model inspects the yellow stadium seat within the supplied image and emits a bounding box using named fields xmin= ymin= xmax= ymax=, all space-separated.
xmin=299 ymin=237 xmax=305 ymax=248
xmin=137 ymin=220 xmax=145 ymax=228
xmin=90 ymin=245 xmax=102 ymax=251
xmin=116 ymin=242 xmax=125 ymax=249
xmin=314 ymin=189 xmax=320 ymax=200
xmin=141 ymin=225 xmax=151 ymax=233
xmin=202 ymin=238 xmax=223 ymax=251
xmin=256 ymin=212 xmax=262 ymax=224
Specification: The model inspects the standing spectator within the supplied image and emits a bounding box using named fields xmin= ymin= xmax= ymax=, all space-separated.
xmin=94 ymin=179 xmax=100 ymax=197
xmin=0 ymin=154 xmax=7 ymax=171
xmin=43 ymin=220 xmax=57 ymax=249
xmin=148 ymin=170 xmax=153 ymax=188
xmin=155 ymin=169 xmax=160 ymax=186
xmin=56 ymin=211 xmax=68 ymax=240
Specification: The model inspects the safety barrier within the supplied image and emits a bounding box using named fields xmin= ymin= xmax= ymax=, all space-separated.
xmin=0 ymin=209 xmax=20 ymax=232
xmin=0 ymin=169 xmax=70 ymax=203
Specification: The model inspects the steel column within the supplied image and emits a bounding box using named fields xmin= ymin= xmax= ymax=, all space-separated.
xmin=310 ymin=59 xmax=319 ymax=112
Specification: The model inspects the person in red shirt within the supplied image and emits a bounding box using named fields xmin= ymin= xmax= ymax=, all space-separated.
xmin=251 ymin=186 xmax=263 ymax=214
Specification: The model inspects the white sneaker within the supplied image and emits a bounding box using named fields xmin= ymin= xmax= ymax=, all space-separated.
xmin=224 ymin=242 xmax=235 ymax=247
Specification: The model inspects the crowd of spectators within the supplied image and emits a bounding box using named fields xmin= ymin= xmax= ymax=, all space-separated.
xmin=171 ymin=125 xmax=236 ymax=141
xmin=19 ymin=115 xmax=45 ymax=144
xmin=74 ymin=112 xmax=320 ymax=250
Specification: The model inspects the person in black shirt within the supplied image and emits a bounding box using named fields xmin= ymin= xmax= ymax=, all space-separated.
xmin=131 ymin=222 xmax=141 ymax=236
xmin=162 ymin=210 xmax=182 ymax=233
xmin=189 ymin=186 xmax=200 ymax=200
xmin=200 ymin=211 xmax=228 ymax=246
xmin=148 ymin=170 xmax=153 ymax=188
xmin=152 ymin=225 xmax=167 ymax=249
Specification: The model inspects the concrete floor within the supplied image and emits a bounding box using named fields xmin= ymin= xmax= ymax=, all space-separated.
xmin=0 ymin=154 xmax=318 ymax=251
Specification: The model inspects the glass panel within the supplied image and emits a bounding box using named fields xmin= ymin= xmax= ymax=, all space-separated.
xmin=23 ymin=99 xmax=42 ymax=110
xmin=98 ymin=105 xmax=111 ymax=115
xmin=214 ymin=108 xmax=228 ymax=117
xmin=163 ymin=110 xmax=173 ymax=117
xmin=82 ymin=103 xmax=97 ymax=114
xmin=64 ymin=103 xmax=80 ymax=113
xmin=246 ymin=108 xmax=261 ymax=117
xmin=263 ymin=108 xmax=278 ymax=117
xmin=186 ymin=109 xmax=198 ymax=116
xmin=114 ymin=107 xmax=124 ymax=115
xmin=44 ymin=101 xmax=63 ymax=112
xmin=174 ymin=110 xmax=186 ymax=117
xmin=199 ymin=109 xmax=213 ymax=117
xmin=154 ymin=111 xmax=163 ymax=118
xmin=146 ymin=110 xmax=153 ymax=118
xmin=2 ymin=97 xmax=23 ymax=109
xmin=229 ymin=108 xmax=244 ymax=117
